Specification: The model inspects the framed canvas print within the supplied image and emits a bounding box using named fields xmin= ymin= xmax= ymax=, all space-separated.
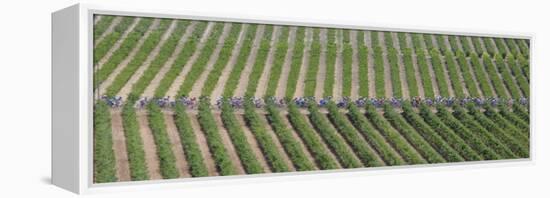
xmin=52 ymin=3 xmax=532 ymax=194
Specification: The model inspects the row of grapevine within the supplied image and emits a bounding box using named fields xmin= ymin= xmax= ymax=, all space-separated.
xmin=146 ymin=103 xmax=179 ymax=179
xmin=243 ymin=101 xmax=290 ymax=172
xmin=285 ymin=27 xmax=306 ymax=98
xmin=323 ymin=29 xmax=337 ymax=97
xmin=153 ymin=22 xmax=209 ymax=97
xmin=429 ymin=49 xmax=450 ymax=97
xmin=303 ymin=28 xmax=321 ymax=97
xmin=459 ymin=36 xmax=475 ymax=56
xmin=265 ymin=26 xmax=290 ymax=96
xmin=387 ymin=47 xmax=402 ymax=98
xmin=506 ymin=55 xmax=529 ymax=97
xmin=435 ymin=35 xmax=449 ymax=52
xmin=94 ymin=17 xmax=137 ymax=65
xmin=341 ymin=37 xmax=353 ymax=97
xmin=469 ymin=52 xmax=495 ymax=97
xmin=443 ymin=50 xmax=465 ymax=98
xmin=484 ymin=107 xmax=529 ymax=144
xmin=365 ymin=104 xmax=426 ymax=164
xmin=245 ymin=26 xmax=275 ymax=97
xmin=415 ymin=49 xmax=435 ymax=98
xmin=401 ymin=48 xmax=419 ymax=97
xmin=494 ymin=38 xmax=509 ymax=57
xmin=357 ymin=31 xmax=369 ymax=97
xmin=197 ymin=98 xmax=235 ymax=175
xmin=433 ymin=105 xmax=500 ymax=160
xmin=471 ymin=37 xmax=484 ymax=55
xmin=482 ymin=37 xmax=498 ymax=57
xmin=264 ymin=102 xmax=316 ymax=171
xmin=373 ymin=46 xmax=385 ymax=97
xmin=223 ymin=25 xmax=259 ymax=96
xmin=220 ymin=101 xmax=265 ymax=174
xmin=121 ymin=97 xmax=150 ymax=180
xmin=307 ymin=103 xmax=362 ymax=168
xmin=202 ymin=24 xmax=244 ymax=96
xmin=499 ymin=105 xmax=529 ymax=132
xmin=94 ymin=16 xmax=116 ymax=40
xmin=494 ymin=54 xmax=523 ymax=98
xmin=481 ymin=53 xmax=508 ymax=97
xmin=129 ymin=20 xmax=189 ymax=97
xmin=382 ymin=104 xmax=446 ymax=163
xmin=105 ymin=20 xmax=170 ymax=97
xmin=448 ymin=35 xmax=462 ymax=53
xmin=287 ymin=103 xmax=339 ymax=169
xmin=401 ymin=103 xmax=464 ymax=162
xmin=513 ymin=103 xmax=529 ymax=122
xmin=347 ymin=103 xmax=405 ymax=165
xmin=326 ymin=103 xmax=382 ymax=167
xmin=177 ymin=23 xmax=226 ymax=96
xmin=95 ymin=19 xmax=156 ymax=87
xmin=173 ymin=103 xmax=209 ymax=177
xmin=93 ymin=102 xmax=118 ymax=183
xmin=455 ymin=51 xmax=481 ymax=97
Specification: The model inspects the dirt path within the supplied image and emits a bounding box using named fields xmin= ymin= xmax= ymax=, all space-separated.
xmin=110 ymin=110 xmax=131 ymax=181
xmin=96 ymin=18 xmax=141 ymax=70
xmin=163 ymin=112 xmax=191 ymax=178
xmin=188 ymin=23 xmax=234 ymax=97
xmin=233 ymin=25 xmax=267 ymax=97
xmin=140 ymin=22 xmax=198 ymax=98
xmin=333 ymin=30 xmax=344 ymax=99
xmin=96 ymin=19 xmax=160 ymax=96
xmin=116 ymin=20 xmax=180 ymax=99
xmin=294 ymin=28 xmax=313 ymax=97
xmin=209 ymin=24 xmax=250 ymax=103
xmin=364 ymin=31 xmax=376 ymax=98
xmin=165 ymin=22 xmax=216 ymax=98
xmin=379 ymin=32 xmax=394 ymax=98
xmin=136 ymin=111 xmax=163 ymax=180
xmin=405 ymin=33 xmax=426 ymax=98
xmin=272 ymin=27 xmax=297 ymax=98
xmin=350 ymin=31 xmax=360 ymax=99
xmin=314 ymin=28 xmax=328 ymax=99
xmin=254 ymin=26 xmax=281 ymax=98
xmin=187 ymin=112 xmax=219 ymax=176
xmin=234 ymin=115 xmax=273 ymax=172
xmin=94 ymin=16 xmax=122 ymax=46
xmin=392 ymin=32 xmax=410 ymax=98
xmin=212 ymin=113 xmax=246 ymax=174
xmin=278 ymin=112 xmax=319 ymax=170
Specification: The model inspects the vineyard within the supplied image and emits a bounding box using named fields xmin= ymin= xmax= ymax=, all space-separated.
xmin=92 ymin=15 xmax=530 ymax=183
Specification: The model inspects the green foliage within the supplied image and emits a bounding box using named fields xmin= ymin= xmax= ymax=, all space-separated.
xmin=365 ymin=104 xmax=426 ymax=164
xmin=516 ymin=54 xmax=530 ymax=81
xmin=411 ymin=33 xmax=423 ymax=52
xmin=469 ymin=52 xmax=494 ymax=97
xmin=93 ymin=102 xmax=118 ymax=183
xmin=197 ymin=98 xmax=235 ymax=175
xmin=415 ymin=49 xmax=435 ymax=98
xmin=308 ymin=103 xmax=362 ymax=168
xmin=265 ymin=26 xmax=290 ymax=96
xmin=506 ymin=54 xmax=529 ymax=97
xmin=451 ymin=105 xmax=516 ymax=159
xmin=513 ymin=103 xmax=529 ymax=122
xmin=220 ymin=101 xmax=265 ymax=174
xmin=147 ymin=103 xmax=179 ymax=179
xmin=482 ymin=37 xmax=497 ymax=57
xmin=304 ymin=28 xmax=321 ymax=97
xmin=244 ymin=26 xmax=273 ymax=97
xmin=243 ymin=100 xmax=289 ymax=172
xmin=418 ymin=104 xmax=482 ymax=161
xmin=443 ymin=50 xmax=465 ymax=98
xmin=383 ymin=104 xmax=446 ymax=163
xmin=94 ymin=16 xmax=115 ymax=40
xmin=202 ymin=24 xmax=243 ymax=96
xmin=466 ymin=105 xmax=529 ymax=158
xmin=357 ymin=31 xmax=369 ymax=97
xmin=130 ymin=20 xmax=190 ymax=97
xmin=504 ymin=38 xmax=522 ymax=57
xmin=177 ymin=23 xmax=225 ymax=96
xmin=459 ymin=36 xmax=474 ymax=56
xmin=373 ymin=46 xmax=385 ymax=97
xmin=121 ymin=100 xmax=149 ymax=180
xmin=448 ymin=35 xmax=462 ymax=52
xmin=482 ymin=53 xmax=508 ymax=98
xmin=498 ymin=105 xmax=529 ymax=132
xmin=370 ymin=31 xmax=380 ymax=46
xmin=224 ymin=25 xmax=259 ymax=96
xmin=347 ymin=104 xmax=405 ymax=165
xmin=484 ymin=106 xmax=529 ymax=145
xmin=494 ymin=54 xmax=522 ymax=98
xmin=384 ymin=32 xmax=394 ymax=48
xmin=287 ymin=103 xmax=339 ymax=169
xmin=94 ymin=32 xmax=121 ymax=65
xmin=455 ymin=50 xmax=480 ymax=97
xmin=434 ymin=105 xmax=500 ymax=160
xmin=494 ymin=38 xmax=509 ymax=57
xmin=423 ymin=34 xmax=435 ymax=50
xmin=323 ymin=29 xmax=337 ymax=97
xmin=517 ymin=39 xmax=530 ymax=57
xmin=471 ymin=37 xmax=484 ymax=55
xmin=342 ymin=43 xmax=353 ymax=97
xmin=387 ymin=47 xmax=402 ymax=98
xmin=265 ymin=102 xmax=316 ymax=171
xmin=397 ymin=32 xmax=408 ymax=49
xmin=402 ymin=48 xmax=419 ymax=97
xmin=436 ymin=35 xmax=448 ymax=52
xmin=401 ymin=103 xmax=464 ymax=162
xmin=173 ymin=103 xmax=209 ymax=177
xmin=429 ymin=49 xmax=450 ymax=97
xmin=153 ymin=22 xmax=208 ymax=97
xmin=285 ymin=27 xmax=306 ymax=99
